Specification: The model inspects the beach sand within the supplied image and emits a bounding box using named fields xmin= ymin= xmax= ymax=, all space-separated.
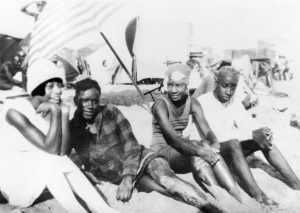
xmin=1 ymin=82 xmax=300 ymax=213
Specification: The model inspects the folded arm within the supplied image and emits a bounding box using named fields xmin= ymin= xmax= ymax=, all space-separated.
xmin=6 ymin=103 xmax=62 ymax=154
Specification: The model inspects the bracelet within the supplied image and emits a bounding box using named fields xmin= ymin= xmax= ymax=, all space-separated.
xmin=211 ymin=158 xmax=220 ymax=167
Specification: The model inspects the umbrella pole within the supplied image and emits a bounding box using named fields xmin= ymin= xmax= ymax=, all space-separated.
xmin=100 ymin=32 xmax=151 ymax=111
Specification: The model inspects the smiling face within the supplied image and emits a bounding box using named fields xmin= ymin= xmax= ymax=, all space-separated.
xmin=45 ymin=81 xmax=64 ymax=104
xmin=76 ymin=88 xmax=100 ymax=122
xmin=167 ymin=79 xmax=188 ymax=102
xmin=214 ymin=67 xmax=240 ymax=103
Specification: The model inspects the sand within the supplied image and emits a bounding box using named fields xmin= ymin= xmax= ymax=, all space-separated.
xmin=1 ymin=82 xmax=300 ymax=213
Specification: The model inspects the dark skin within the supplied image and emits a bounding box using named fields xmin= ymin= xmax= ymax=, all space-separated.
xmin=152 ymin=78 xmax=242 ymax=202
xmin=0 ymin=61 xmax=23 ymax=89
xmin=153 ymin=96 xmax=220 ymax=163
xmin=6 ymin=96 xmax=62 ymax=155
xmin=215 ymin=68 xmax=300 ymax=205
xmin=73 ymin=87 xmax=225 ymax=210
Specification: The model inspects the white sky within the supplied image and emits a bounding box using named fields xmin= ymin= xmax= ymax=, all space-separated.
xmin=1 ymin=0 xmax=300 ymax=39
xmin=0 ymin=0 xmax=300 ymax=60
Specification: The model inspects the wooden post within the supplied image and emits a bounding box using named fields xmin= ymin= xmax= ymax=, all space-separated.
xmin=100 ymin=32 xmax=151 ymax=111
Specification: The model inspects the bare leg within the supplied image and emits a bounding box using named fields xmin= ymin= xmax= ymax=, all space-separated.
xmin=262 ymin=146 xmax=300 ymax=190
xmin=220 ymin=140 xmax=272 ymax=204
xmin=136 ymin=174 xmax=169 ymax=196
xmin=190 ymin=141 xmax=241 ymax=202
xmin=147 ymin=158 xmax=208 ymax=207
xmin=212 ymin=158 xmax=242 ymax=202
xmin=46 ymin=172 xmax=88 ymax=213
xmin=65 ymin=169 xmax=120 ymax=213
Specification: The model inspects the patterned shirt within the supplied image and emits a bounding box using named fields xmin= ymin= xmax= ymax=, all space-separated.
xmin=70 ymin=104 xmax=143 ymax=184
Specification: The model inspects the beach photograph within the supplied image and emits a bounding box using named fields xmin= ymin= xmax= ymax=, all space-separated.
xmin=0 ymin=0 xmax=300 ymax=212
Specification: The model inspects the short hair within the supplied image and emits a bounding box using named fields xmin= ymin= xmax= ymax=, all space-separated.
xmin=186 ymin=59 xmax=200 ymax=69
xmin=31 ymin=78 xmax=63 ymax=97
xmin=216 ymin=66 xmax=240 ymax=82
xmin=74 ymin=78 xmax=101 ymax=98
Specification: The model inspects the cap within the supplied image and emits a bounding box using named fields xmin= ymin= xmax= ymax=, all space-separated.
xmin=27 ymin=59 xmax=65 ymax=95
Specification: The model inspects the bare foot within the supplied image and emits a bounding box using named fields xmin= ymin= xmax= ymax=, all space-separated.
xmin=257 ymin=193 xmax=278 ymax=207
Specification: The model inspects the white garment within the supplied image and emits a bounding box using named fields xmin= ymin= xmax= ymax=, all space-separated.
xmin=188 ymin=69 xmax=202 ymax=89
xmin=0 ymin=98 xmax=77 ymax=207
xmin=190 ymin=92 xmax=260 ymax=142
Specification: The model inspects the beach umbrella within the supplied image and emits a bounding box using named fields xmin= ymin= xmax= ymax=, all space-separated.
xmin=27 ymin=0 xmax=128 ymax=66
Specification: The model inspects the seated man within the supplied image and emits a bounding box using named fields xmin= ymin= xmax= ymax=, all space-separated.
xmin=193 ymin=56 xmax=259 ymax=110
xmin=0 ymin=56 xmax=23 ymax=90
xmin=69 ymin=78 xmax=223 ymax=213
xmin=150 ymin=64 xmax=241 ymax=202
xmin=191 ymin=66 xmax=300 ymax=205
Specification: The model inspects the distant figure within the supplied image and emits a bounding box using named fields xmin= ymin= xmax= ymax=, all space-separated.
xmin=21 ymin=1 xmax=47 ymax=21
xmin=0 ymin=56 xmax=23 ymax=90
xmin=256 ymin=62 xmax=273 ymax=88
xmin=186 ymin=59 xmax=202 ymax=94
xmin=103 ymin=59 xmax=122 ymax=84
xmin=191 ymin=66 xmax=300 ymax=205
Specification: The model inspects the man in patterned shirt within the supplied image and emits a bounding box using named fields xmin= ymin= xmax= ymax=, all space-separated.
xmin=69 ymin=78 xmax=223 ymax=213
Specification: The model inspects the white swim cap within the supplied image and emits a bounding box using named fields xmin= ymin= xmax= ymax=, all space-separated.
xmin=27 ymin=59 xmax=65 ymax=95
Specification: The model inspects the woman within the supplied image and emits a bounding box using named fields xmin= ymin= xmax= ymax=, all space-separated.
xmin=150 ymin=64 xmax=242 ymax=202
xmin=0 ymin=59 xmax=120 ymax=213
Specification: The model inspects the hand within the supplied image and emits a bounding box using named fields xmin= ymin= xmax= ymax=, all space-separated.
xmin=197 ymin=146 xmax=220 ymax=166
xmin=36 ymin=102 xmax=60 ymax=117
xmin=116 ymin=175 xmax=134 ymax=202
xmin=211 ymin=143 xmax=220 ymax=152
xmin=253 ymin=127 xmax=273 ymax=150
xmin=61 ymin=103 xmax=70 ymax=117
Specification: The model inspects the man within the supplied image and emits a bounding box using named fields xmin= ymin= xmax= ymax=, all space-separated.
xmin=150 ymin=64 xmax=241 ymax=202
xmin=191 ymin=66 xmax=300 ymax=205
xmin=69 ymin=78 xmax=224 ymax=213
xmin=0 ymin=56 xmax=23 ymax=90
xmin=193 ymin=56 xmax=258 ymax=110
xmin=1 ymin=59 xmax=118 ymax=213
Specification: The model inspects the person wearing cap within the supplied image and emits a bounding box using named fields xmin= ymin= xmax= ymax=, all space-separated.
xmin=192 ymin=56 xmax=259 ymax=110
xmin=190 ymin=66 xmax=300 ymax=205
xmin=0 ymin=59 xmax=121 ymax=213
xmin=150 ymin=64 xmax=242 ymax=202
xmin=69 ymin=78 xmax=225 ymax=213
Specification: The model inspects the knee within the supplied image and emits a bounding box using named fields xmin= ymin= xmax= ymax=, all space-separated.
xmin=148 ymin=157 xmax=175 ymax=177
xmin=225 ymin=139 xmax=241 ymax=150
xmin=191 ymin=157 xmax=210 ymax=171
xmin=222 ymin=139 xmax=243 ymax=155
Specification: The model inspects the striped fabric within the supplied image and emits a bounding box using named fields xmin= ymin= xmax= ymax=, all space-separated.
xmin=28 ymin=0 xmax=125 ymax=66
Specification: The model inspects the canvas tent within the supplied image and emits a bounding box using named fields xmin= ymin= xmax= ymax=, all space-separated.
xmin=0 ymin=34 xmax=23 ymax=63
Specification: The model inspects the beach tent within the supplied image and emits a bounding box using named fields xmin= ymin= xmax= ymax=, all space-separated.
xmin=0 ymin=34 xmax=23 ymax=63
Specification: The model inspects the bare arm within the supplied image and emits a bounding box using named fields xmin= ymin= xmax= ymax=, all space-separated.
xmin=60 ymin=104 xmax=71 ymax=155
xmin=6 ymin=102 xmax=62 ymax=154
xmin=153 ymin=99 xmax=203 ymax=156
xmin=190 ymin=97 xmax=219 ymax=147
